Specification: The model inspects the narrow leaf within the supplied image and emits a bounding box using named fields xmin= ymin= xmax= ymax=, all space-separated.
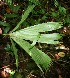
xmin=10 ymin=22 xmax=63 ymax=37
xmin=0 ymin=21 xmax=10 ymax=27
xmin=5 ymin=14 xmax=18 ymax=18
xmin=10 ymin=39 xmax=18 ymax=70
xmin=38 ymin=33 xmax=63 ymax=44
xmin=29 ymin=0 xmax=39 ymax=5
xmin=20 ymin=22 xmax=63 ymax=32
xmin=11 ymin=4 xmax=35 ymax=32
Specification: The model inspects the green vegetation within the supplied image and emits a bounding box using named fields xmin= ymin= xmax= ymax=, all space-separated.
xmin=0 ymin=0 xmax=70 ymax=78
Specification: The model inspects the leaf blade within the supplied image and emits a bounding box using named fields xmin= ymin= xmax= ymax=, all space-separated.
xmin=11 ymin=4 xmax=35 ymax=32
xmin=21 ymin=22 xmax=63 ymax=32
xmin=10 ymin=39 xmax=18 ymax=70
xmin=12 ymin=37 xmax=52 ymax=71
xmin=38 ymin=33 xmax=63 ymax=44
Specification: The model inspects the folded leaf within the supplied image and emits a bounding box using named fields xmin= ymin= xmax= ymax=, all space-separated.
xmin=12 ymin=37 xmax=52 ymax=71
xmin=38 ymin=33 xmax=63 ymax=44
xmin=21 ymin=22 xmax=63 ymax=32
xmin=10 ymin=32 xmax=63 ymax=44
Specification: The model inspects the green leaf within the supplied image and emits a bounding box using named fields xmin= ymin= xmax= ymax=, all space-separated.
xmin=9 ymin=4 xmax=20 ymax=12
xmin=54 ymin=0 xmax=59 ymax=7
xmin=9 ymin=70 xmax=15 ymax=75
xmin=64 ymin=15 xmax=70 ymax=24
xmin=5 ymin=14 xmax=18 ymax=18
xmin=0 ymin=21 xmax=10 ymax=27
xmin=38 ymin=33 xmax=63 ymax=44
xmin=10 ymin=32 xmax=63 ymax=44
xmin=12 ymin=38 xmax=52 ymax=71
xmin=51 ymin=12 xmax=58 ymax=17
xmin=59 ymin=6 xmax=66 ymax=14
xmin=4 ymin=26 xmax=10 ymax=34
xmin=39 ymin=9 xmax=45 ymax=14
xmin=10 ymin=22 xmax=63 ymax=44
xmin=18 ymin=22 xmax=62 ymax=32
xmin=10 ymin=39 xmax=18 ymax=70
xmin=29 ymin=0 xmax=39 ymax=5
xmin=42 ymin=15 xmax=47 ymax=20
xmin=5 ymin=0 xmax=12 ymax=4
xmin=11 ymin=4 xmax=35 ymax=32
